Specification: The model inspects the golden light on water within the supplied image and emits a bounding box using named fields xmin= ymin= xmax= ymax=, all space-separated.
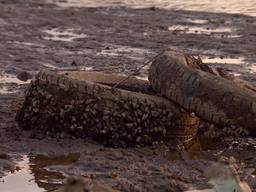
xmin=49 ymin=0 xmax=256 ymax=16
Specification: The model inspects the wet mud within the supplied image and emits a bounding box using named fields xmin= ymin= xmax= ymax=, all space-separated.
xmin=0 ymin=0 xmax=255 ymax=191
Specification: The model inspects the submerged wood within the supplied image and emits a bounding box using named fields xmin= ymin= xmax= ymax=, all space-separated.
xmin=149 ymin=49 xmax=256 ymax=136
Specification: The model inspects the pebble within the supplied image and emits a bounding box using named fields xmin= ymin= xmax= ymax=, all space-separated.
xmin=17 ymin=71 xmax=33 ymax=81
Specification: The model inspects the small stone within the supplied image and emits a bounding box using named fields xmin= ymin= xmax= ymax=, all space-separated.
xmin=149 ymin=6 xmax=156 ymax=11
xmin=17 ymin=71 xmax=33 ymax=81
xmin=0 ymin=153 xmax=9 ymax=159
xmin=110 ymin=171 xmax=118 ymax=178
xmin=71 ymin=61 xmax=77 ymax=66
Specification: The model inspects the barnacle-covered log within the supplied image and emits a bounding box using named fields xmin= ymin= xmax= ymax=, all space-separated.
xmin=16 ymin=70 xmax=199 ymax=147
xmin=149 ymin=49 xmax=256 ymax=136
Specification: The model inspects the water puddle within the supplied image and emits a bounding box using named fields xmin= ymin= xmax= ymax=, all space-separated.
xmin=247 ymin=65 xmax=256 ymax=74
xmin=30 ymin=153 xmax=80 ymax=191
xmin=0 ymin=87 xmax=18 ymax=94
xmin=184 ymin=19 xmax=209 ymax=24
xmin=168 ymin=25 xmax=240 ymax=38
xmin=202 ymin=57 xmax=245 ymax=65
xmin=97 ymin=46 xmax=153 ymax=61
xmin=135 ymin=76 xmax=148 ymax=81
xmin=0 ymin=155 xmax=44 ymax=192
xmin=0 ymin=73 xmax=31 ymax=94
xmin=0 ymin=153 xmax=80 ymax=192
xmin=8 ymin=41 xmax=46 ymax=48
xmin=43 ymin=28 xmax=87 ymax=42
xmin=229 ymin=72 xmax=241 ymax=77
xmin=0 ymin=74 xmax=30 ymax=85
xmin=42 ymin=63 xmax=93 ymax=71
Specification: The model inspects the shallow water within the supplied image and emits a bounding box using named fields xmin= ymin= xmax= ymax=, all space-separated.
xmin=0 ymin=74 xmax=29 ymax=85
xmin=0 ymin=156 xmax=44 ymax=192
xmin=97 ymin=45 xmax=153 ymax=62
xmin=168 ymin=25 xmax=241 ymax=38
xmin=247 ymin=65 xmax=256 ymax=74
xmin=0 ymin=154 xmax=80 ymax=192
xmin=202 ymin=57 xmax=245 ymax=65
xmin=0 ymin=73 xmax=30 ymax=94
xmin=48 ymin=0 xmax=256 ymax=17
xmin=43 ymin=28 xmax=87 ymax=42
xmin=42 ymin=62 xmax=93 ymax=71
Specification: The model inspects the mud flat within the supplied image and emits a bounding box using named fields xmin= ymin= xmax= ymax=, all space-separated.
xmin=0 ymin=0 xmax=256 ymax=191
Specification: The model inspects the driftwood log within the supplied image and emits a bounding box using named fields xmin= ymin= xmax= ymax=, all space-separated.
xmin=149 ymin=49 xmax=256 ymax=136
xmin=16 ymin=70 xmax=199 ymax=147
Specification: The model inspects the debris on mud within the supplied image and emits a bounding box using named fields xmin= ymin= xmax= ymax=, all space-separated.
xmin=16 ymin=70 xmax=199 ymax=147
xmin=16 ymin=49 xmax=256 ymax=148
xmin=149 ymin=49 xmax=256 ymax=136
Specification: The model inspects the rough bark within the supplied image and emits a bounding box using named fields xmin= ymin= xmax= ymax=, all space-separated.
xmin=16 ymin=70 xmax=199 ymax=147
xmin=149 ymin=49 xmax=256 ymax=136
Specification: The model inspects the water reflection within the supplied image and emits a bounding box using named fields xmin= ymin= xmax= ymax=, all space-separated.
xmin=0 ymin=155 xmax=44 ymax=192
xmin=30 ymin=153 xmax=80 ymax=191
xmin=97 ymin=46 xmax=152 ymax=61
xmin=202 ymin=57 xmax=245 ymax=65
xmin=41 ymin=62 xmax=93 ymax=71
xmin=247 ymin=65 xmax=256 ymax=74
xmin=0 ymin=153 xmax=80 ymax=192
xmin=48 ymin=0 xmax=256 ymax=17
xmin=43 ymin=28 xmax=87 ymax=42
xmin=0 ymin=74 xmax=30 ymax=85
xmin=168 ymin=25 xmax=241 ymax=38
xmin=0 ymin=73 xmax=30 ymax=94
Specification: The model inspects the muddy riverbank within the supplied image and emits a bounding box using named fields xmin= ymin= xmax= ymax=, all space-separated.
xmin=0 ymin=0 xmax=255 ymax=191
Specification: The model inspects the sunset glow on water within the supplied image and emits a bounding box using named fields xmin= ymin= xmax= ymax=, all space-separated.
xmin=49 ymin=0 xmax=256 ymax=16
